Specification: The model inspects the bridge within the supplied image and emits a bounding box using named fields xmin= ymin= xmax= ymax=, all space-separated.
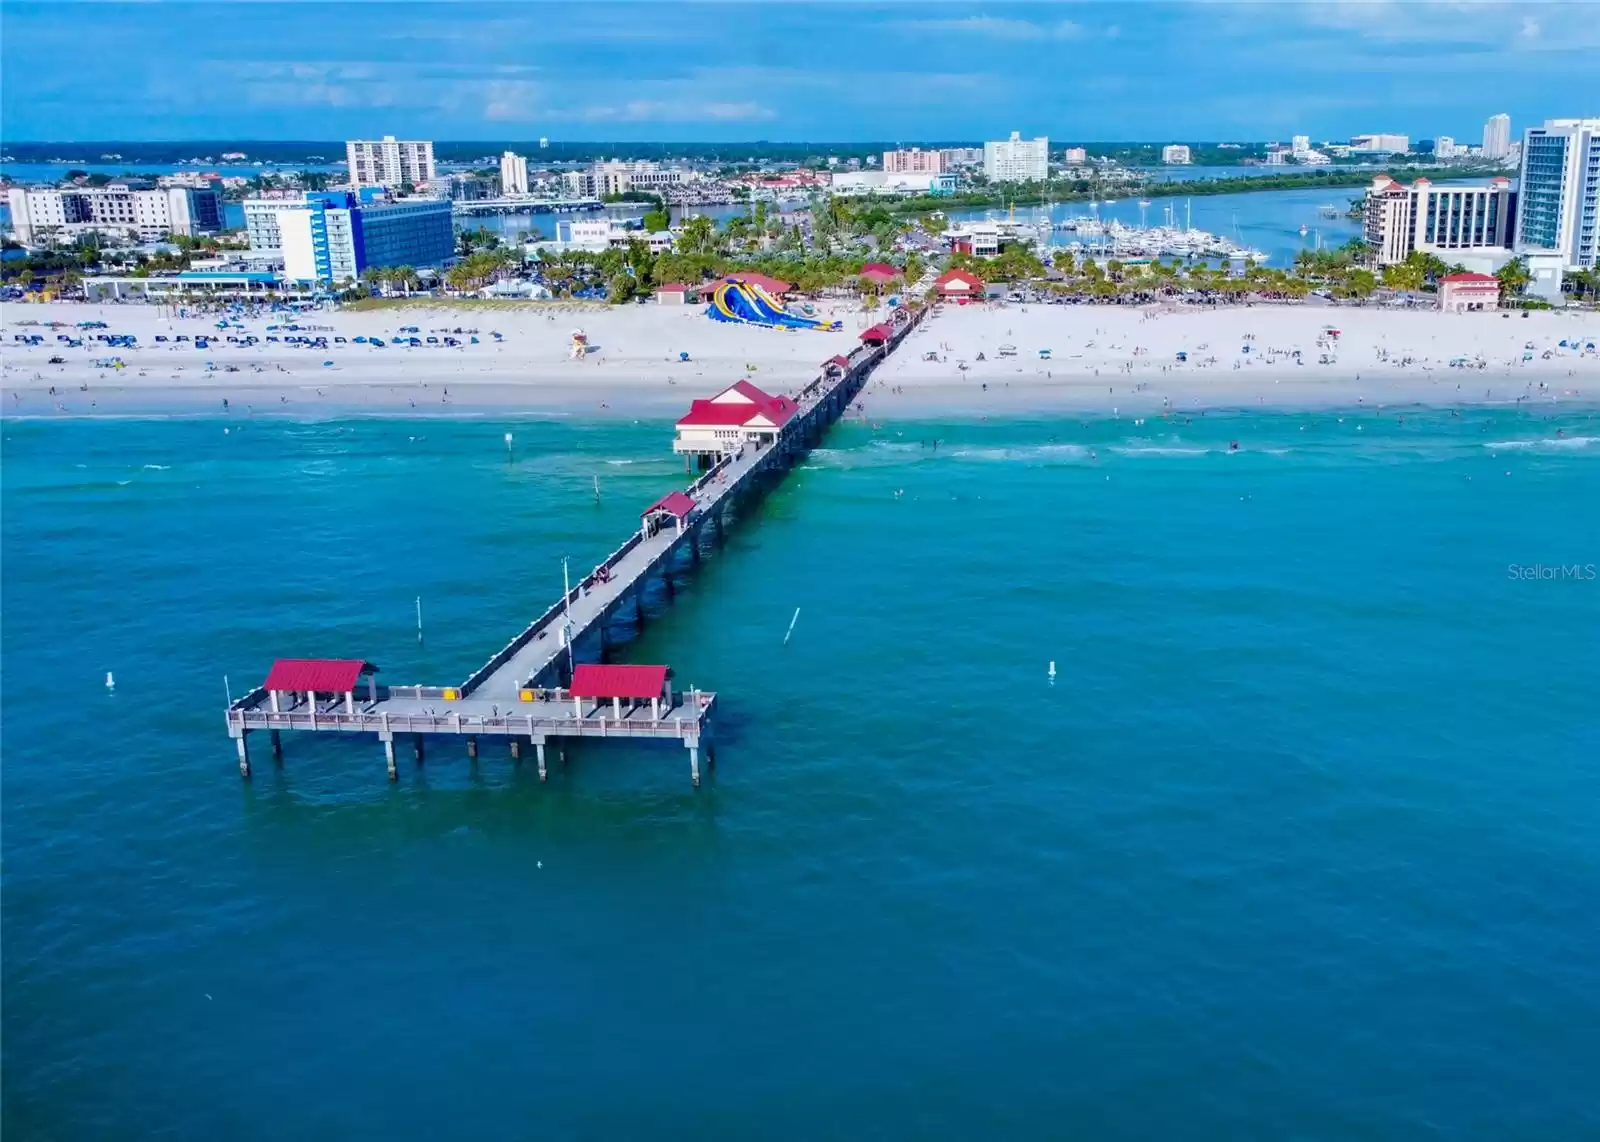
xmin=225 ymin=305 xmax=926 ymax=787
xmin=451 ymin=197 xmax=607 ymax=216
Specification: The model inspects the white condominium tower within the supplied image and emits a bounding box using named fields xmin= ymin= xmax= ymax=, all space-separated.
xmin=983 ymin=131 xmax=1049 ymax=183
xmin=499 ymin=150 xmax=529 ymax=195
xmin=1482 ymin=113 xmax=1512 ymax=160
xmin=346 ymin=136 xmax=437 ymax=188
xmin=1514 ymin=118 xmax=1600 ymax=297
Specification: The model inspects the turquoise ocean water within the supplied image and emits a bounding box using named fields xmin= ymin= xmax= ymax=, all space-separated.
xmin=4 ymin=409 xmax=1598 ymax=1138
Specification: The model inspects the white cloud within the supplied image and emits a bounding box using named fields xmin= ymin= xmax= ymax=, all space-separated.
xmin=900 ymin=15 xmax=1083 ymax=40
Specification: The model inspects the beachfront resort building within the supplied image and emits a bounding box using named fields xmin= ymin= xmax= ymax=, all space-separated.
xmin=243 ymin=190 xmax=453 ymax=283
xmin=499 ymin=151 xmax=529 ymax=195
xmin=883 ymin=148 xmax=944 ymax=174
xmin=345 ymin=137 xmax=437 ymax=189
xmin=1162 ymin=144 xmax=1192 ymax=165
xmin=1363 ymin=175 xmax=1517 ymax=269
xmin=1513 ymin=118 xmax=1600 ymax=299
xmin=984 ymin=132 xmax=1049 ymax=183
xmin=1063 ymin=146 xmax=1088 ymax=164
xmin=6 ymin=182 xmax=224 ymax=245
xmin=1483 ymin=114 xmax=1512 ymax=160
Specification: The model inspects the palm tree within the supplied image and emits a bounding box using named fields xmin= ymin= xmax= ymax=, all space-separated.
xmin=1495 ymin=256 xmax=1532 ymax=302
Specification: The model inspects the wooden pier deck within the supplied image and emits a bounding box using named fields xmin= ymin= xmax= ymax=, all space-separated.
xmin=226 ymin=304 xmax=925 ymax=785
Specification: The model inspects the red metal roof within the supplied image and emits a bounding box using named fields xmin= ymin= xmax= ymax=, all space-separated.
xmin=860 ymin=262 xmax=899 ymax=281
xmin=717 ymin=379 xmax=777 ymax=405
xmin=678 ymin=400 xmax=760 ymax=426
xmin=724 ymin=272 xmax=792 ymax=295
xmin=828 ymin=355 xmax=851 ymax=367
xmin=263 ymin=658 xmax=376 ymax=693
xmin=860 ymin=324 xmax=892 ymax=342
xmin=570 ymin=663 xmax=669 ymax=700
xmin=657 ymin=282 xmax=694 ymax=293
xmin=1441 ymin=272 xmax=1498 ymax=282
xmin=643 ymin=490 xmax=697 ymax=519
xmin=934 ymin=269 xmax=983 ymax=290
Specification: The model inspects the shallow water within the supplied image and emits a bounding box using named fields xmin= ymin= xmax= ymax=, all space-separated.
xmin=4 ymin=409 xmax=1598 ymax=1138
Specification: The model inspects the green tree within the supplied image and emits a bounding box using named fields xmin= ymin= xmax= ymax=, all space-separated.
xmin=607 ymin=274 xmax=639 ymax=304
xmin=1495 ymin=256 xmax=1531 ymax=301
xmin=642 ymin=209 xmax=671 ymax=233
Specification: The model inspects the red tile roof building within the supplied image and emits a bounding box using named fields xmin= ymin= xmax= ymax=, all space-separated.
xmin=934 ymin=268 xmax=984 ymax=298
xmin=673 ymin=380 xmax=798 ymax=456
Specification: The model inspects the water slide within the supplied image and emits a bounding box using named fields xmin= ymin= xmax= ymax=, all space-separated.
xmin=706 ymin=280 xmax=841 ymax=331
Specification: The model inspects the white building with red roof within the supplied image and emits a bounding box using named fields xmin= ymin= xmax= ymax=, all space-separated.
xmin=1438 ymin=272 xmax=1500 ymax=312
xmin=673 ymin=380 xmax=799 ymax=460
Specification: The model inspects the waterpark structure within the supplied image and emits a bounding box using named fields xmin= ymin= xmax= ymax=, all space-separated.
xmin=706 ymin=277 xmax=842 ymax=331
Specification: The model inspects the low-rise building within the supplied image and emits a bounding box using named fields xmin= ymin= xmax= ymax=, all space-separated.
xmin=1350 ymin=133 xmax=1410 ymax=154
xmin=1438 ymin=272 xmax=1500 ymax=312
xmin=1363 ymin=174 xmax=1516 ymax=267
xmin=7 ymin=183 xmax=224 ymax=244
xmin=550 ymin=218 xmax=673 ymax=253
xmin=829 ymin=171 xmax=956 ymax=196
xmin=591 ymin=160 xmax=687 ymax=197
xmin=934 ymin=268 xmax=985 ymax=300
xmin=673 ymin=380 xmax=798 ymax=458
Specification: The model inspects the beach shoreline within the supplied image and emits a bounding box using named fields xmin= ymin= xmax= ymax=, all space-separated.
xmin=5 ymin=299 xmax=1598 ymax=420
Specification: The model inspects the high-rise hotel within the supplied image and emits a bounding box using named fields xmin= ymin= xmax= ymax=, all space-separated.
xmin=1514 ymin=118 xmax=1600 ymax=298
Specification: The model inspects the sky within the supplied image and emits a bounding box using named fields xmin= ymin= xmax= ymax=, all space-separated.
xmin=2 ymin=0 xmax=1597 ymax=143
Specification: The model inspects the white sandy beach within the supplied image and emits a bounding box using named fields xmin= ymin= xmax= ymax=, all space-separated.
xmin=866 ymin=303 xmax=1600 ymax=416
xmin=4 ymin=298 xmax=1598 ymax=418
xmin=1 ymin=300 xmax=868 ymax=418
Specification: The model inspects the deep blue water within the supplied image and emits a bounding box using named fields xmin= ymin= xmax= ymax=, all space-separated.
xmin=4 ymin=410 xmax=1599 ymax=1138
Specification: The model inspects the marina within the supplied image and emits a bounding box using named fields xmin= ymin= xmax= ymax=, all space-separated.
xmin=223 ymin=305 xmax=924 ymax=786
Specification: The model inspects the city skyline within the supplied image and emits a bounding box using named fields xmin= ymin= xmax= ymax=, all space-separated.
xmin=2 ymin=1 xmax=1596 ymax=142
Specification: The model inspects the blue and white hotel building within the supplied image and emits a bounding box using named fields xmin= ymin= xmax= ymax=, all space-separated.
xmin=244 ymin=189 xmax=454 ymax=284
xmin=1514 ymin=118 xmax=1600 ymax=299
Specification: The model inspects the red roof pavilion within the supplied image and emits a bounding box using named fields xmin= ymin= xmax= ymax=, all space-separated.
xmin=263 ymin=658 xmax=377 ymax=693
xmin=570 ymin=663 xmax=669 ymax=700
xmin=859 ymin=324 xmax=892 ymax=344
xmin=643 ymin=490 xmax=697 ymax=519
xmin=723 ymin=271 xmax=792 ymax=295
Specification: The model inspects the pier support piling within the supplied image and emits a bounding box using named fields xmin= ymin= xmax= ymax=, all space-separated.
xmin=235 ymin=733 xmax=251 ymax=779
xmin=510 ymin=739 xmax=521 ymax=761
xmin=466 ymin=736 xmax=478 ymax=760
xmin=688 ymin=743 xmax=700 ymax=788
xmin=270 ymin=730 xmax=282 ymax=760
xmin=536 ymin=739 xmax=547 ymax=782
xmin=413 ymin=734 xmax=425 ymax=764
xmin=383 ymin=737 xmax=397 ymax=781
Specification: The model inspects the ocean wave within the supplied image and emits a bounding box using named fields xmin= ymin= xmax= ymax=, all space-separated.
xmin=142 ymin=463 xmax=172 ymax=470
xmin=1484 ymin=436 xmax=1598 ymax=451
xmin=604 ymin=459 xmax=635 ymax=466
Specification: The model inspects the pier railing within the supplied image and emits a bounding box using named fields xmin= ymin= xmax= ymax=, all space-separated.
xmin=227 ymin=705 xmax=711 ymax=740
xmin=457 ymin=530 xmax=648 ymax=696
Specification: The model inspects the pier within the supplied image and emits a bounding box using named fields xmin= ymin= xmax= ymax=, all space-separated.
xmin=225 ymin=304 xmax=925 ymax=785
